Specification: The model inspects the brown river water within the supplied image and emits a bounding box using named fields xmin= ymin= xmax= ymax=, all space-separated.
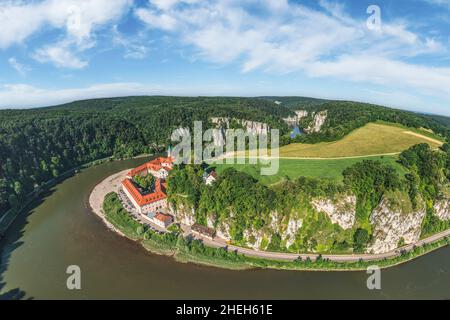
xmin=0 ymin=157 xmax=449 ymax=299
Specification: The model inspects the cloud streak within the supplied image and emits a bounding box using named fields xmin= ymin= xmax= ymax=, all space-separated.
xmin=135 ymin=0 xmax=450 ymax=100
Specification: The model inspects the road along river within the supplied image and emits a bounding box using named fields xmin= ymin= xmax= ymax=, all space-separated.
xmin=0 ymin=157 xmax=449 ymax=299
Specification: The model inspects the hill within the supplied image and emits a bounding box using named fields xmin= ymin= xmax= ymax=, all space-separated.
xmin=214 ymin=155 xmax=407 ymax=184
xmin=279 ymin=122 xmax=443 ymax=158
xmin=1 ymin=95 xmax=449 ymax=218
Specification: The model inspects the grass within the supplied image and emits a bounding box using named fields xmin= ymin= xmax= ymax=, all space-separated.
xmin=214 ymin=155 xmax=407 ymax=184
xmin=278 ymin=122 xmax=443 ymax=158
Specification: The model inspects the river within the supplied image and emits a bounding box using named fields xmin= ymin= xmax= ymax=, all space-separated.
xmin=0 ymin=157 xmax=449 ymax=299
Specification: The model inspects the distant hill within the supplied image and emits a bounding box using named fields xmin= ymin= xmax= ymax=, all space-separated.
xmin=1 ymin=95 xmax=449 ymax=217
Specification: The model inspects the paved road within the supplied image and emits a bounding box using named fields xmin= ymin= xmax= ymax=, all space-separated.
xmin=181 ymin=223 xmax=450 ymax=262
xmin=91 ymin=170 xmax=450 ymax=264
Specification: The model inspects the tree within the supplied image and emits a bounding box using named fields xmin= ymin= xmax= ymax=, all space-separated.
xmin=353 ymin=228 xmax=370 ymax=252
xmin=136 ymin=226 xmax=144 ymax=236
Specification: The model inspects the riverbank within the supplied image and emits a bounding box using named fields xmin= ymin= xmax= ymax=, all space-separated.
xmin=0 ymin=153 xmax=155 ymax=240
xmin=0 ymin=156 xmax=116 ymax=239
xmin=91 ymin=172 xmax=450 ymax=271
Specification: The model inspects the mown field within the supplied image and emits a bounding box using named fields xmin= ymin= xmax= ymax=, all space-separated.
xmin=217 ymin=122 xmax=438 ymax=184
xmin=278 ymin=122 xmax=443 ymax=158
xmin=213 ymin=155 xmax=407 ymax=184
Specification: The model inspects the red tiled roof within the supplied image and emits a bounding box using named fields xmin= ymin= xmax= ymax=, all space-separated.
xmin=127 ymin=157 xmax=174 ymax=177
xmin=122 ymin=178 xmax=166 ymax=207
xmin=155 ymin=212 xmax=173 ymax=223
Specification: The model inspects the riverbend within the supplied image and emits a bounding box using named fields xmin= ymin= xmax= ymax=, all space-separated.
xmin=1 ymin=158 xmax=449 ymax=299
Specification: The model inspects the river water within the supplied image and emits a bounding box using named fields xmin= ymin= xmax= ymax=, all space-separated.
xmin=0 ymin=157 xmax=449 ymax=299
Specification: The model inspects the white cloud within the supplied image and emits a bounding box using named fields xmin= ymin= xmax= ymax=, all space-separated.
xmin=135 ymin=8 xmax=178 ymax=31
xmin=306 ymin=55 xmax=450 ymax=97
xmin=0 ymin=82 xmax=243 ymax=108
xmin=112 ymin=26 xmax=150 ymax=60
xmin=8 ymin=57 xmax=31 ymax=76
xmin=0 ymin=0 xmax=131 ymax=67
xmin=135 ymin=0 xmax=450 ymax=100
xmin=33 ymin=42 xmax=88 ymax=69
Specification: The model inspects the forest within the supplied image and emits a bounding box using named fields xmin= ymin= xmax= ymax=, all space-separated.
xmin=1 ymin=95 xmax=450 ymax=221
xmin=167 ymin=143 xmax=450 ymax=253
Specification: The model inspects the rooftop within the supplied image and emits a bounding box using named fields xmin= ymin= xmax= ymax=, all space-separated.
xmin=127 ymin=156 xmax=174 ymax=177
xmin=122 ymin=178 xmax=166 ymax=207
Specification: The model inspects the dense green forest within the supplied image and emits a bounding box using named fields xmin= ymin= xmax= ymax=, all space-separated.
xmin=0 ymin=96 xmax=290 ymax=216
xmin=167 ymin=143 xmax=450 ymax=253
xmin=262 ymin=98 xmax=450 ymax=144
xmin=1 ymin=95 xmax=449 ymax=221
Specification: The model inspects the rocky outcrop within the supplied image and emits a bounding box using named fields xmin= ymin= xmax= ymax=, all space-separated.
xmin=170 ymin=203 xmax=195 ymax=226
xmin=210 ymin=117 xmax=270 ymax=147
xmin=207 ymin=215 xmax=216 ymax=229
xmin=283 ymin=110 xmax=308 ymax=127
xmin=305 ymin=110 xmax=327 ymax=133
xmin=244 ymin=229 xmax=271 ymax=251
xmin=281 ymin=217 xmax=303 ymax=248
xmin=368 ymin=197 xmax=426 ymax=254
xmin=210 ymin=117 xmax=269 ymax=135
xmin=312 ymin=195 xmax=356 ymax=230
xmin=434 ymin=199 xmax=450 ymax=221
xmin=216 ymin=222 xmax=232 ymax=241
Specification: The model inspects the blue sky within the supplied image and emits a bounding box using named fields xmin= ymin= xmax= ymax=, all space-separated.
xmin=1 ymin=0 xmax=450 ymax=116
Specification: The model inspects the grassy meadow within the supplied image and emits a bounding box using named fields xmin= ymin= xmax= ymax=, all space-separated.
xmin=214 ymin=122 xmax=442 ymax=184
xmin=278 ymin=122 xmax=443 ymax=158
xmin=213 ymin=155 xmax=407 ymax=184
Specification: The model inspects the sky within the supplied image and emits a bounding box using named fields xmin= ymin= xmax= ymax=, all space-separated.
xmin=0 ymin=0 xmax=450 ymax=116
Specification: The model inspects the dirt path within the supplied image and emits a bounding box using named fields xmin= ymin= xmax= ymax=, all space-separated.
xmin=218 ymin=151 xmax=402 ymax=161
xmin=403 ymin=131 xmax=443 ymax=145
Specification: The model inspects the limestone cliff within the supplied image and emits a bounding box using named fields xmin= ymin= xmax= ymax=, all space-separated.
xmin=368 ymin=194 xmax=426 ymax=254
xmin=283 ymin=110 xmax=309 ymax=127
xmin=169 ymin=203 xmax=195 ymax=226
xmin=210 ymin=117 xmax=269 ymax=147
xmin=281 ymin=216 xmax=303 ymax=248
xmin=312 ymin=195 xmax=356 ymax=230
xmin=434 ymin=199 xmax=450 ymax=221
xmin=305 ymin=110 xmax=327 ymax=133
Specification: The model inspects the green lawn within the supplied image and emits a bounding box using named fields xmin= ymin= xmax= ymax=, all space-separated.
xmin=213 ymin=155 xmax=407 ymax=184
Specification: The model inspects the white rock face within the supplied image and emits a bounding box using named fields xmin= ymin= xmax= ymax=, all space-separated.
xmin=283 ymin=110 xmax=308 ymax=126
xmin=281 ymin=217 xmax=303 ymax=248
xmin=241 ymin=120 xmax=269 ymax=135
xmin=368 ymin=197 xmax=426 ymax=254
xmin=434 ymin=199 xmax=450 ymax=221
xmin=210 ymin=117 xmax=269 ymax=135
xmin=210 ymin=117 xmax=270 ymax=147
xmin=172 ymin=203 xmax=196 ymax=226
xmin=305 ymin=110 xmax=327 ymax=133
xmin=312 ymin=195 xmax=356 ymax=230
xmin=216 ymin=222 xmax=231 ymax=241
xmin=270 ymin=211 xmax=279 ymax=230
xmin=207 ymin=215 xmax=216 ymax=229
xmin=244 ymin=229 xmax=270 ymax=251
